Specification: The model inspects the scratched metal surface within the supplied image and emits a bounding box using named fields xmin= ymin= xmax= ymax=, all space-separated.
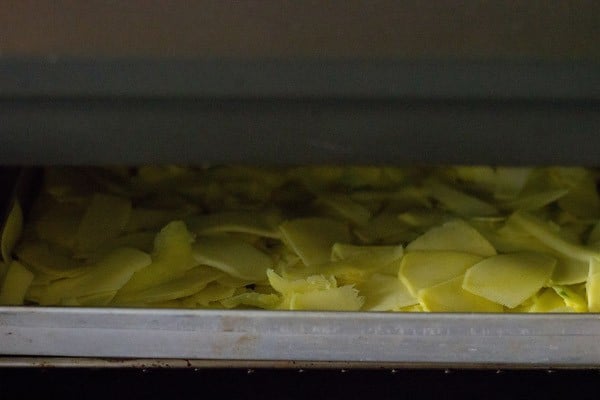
xmin=1 ymin=307 xmax=600 ymax=367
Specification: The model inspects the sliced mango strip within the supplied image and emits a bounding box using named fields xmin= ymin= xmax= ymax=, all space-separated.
xmin=357 ymin=273 xmax=417 ymax=311
xmin=419 ymin=275 xmax=503 ymax=312
xmin=397 ymin=209 xmax=451 ymax=230
xmin=1 ymin=201 xmax=23 ymax=263
xmin=586 ymin=258 xmax=600 ymax=312
xmin=15 ymin=241 xmax=89 ymax=278
xmin=550 ymin=257 xmax=589 ymax=285
xmin=193 ymin=236 xmax=273 ymax=281
xmin=315 ymin=194 xmax=371 ymax=226
xmin=186 ymin=210 xmax=282 ymax=239
xmin=0 ymin=261 xmax=34 ymax=305
xmin=267 ymin=269 xmax=336 ymax=295
xmin=279 ymin=218 xmax=350 ymax=266
xmin=117 ymin=221 xmax=197 ymax=294
xmin=63 ymin=291 xmax=118 ymax=307
xmin=113 ymin=266 xmax=223 ymax=305
xmin=39 ymin=247 xmax=151 ymax=305
xmin=400 ymin=251 xmax=483 ymax=297
xmin=354 ymin=213 xmax=417 ymax=244
xmin=510 ymin=211 xmax=600 ymax=262
xmin=501 ymin=189 xmax=569 ymax=212
xmin=424 ymin=178 xmax=498 ymax=217
xmin=463 ymin=252 xmax=556 ymax=308
xmin=331 ymin=243 xmax=403 ymax=275
xmin=221 ymin=292 xmax=281 ymax=309
xmin=289 ymin=286 xmax=364 ymax=311
xmin=76 ymin=194 xmax=132 ymax=252
xmin=529 ymin=288 xmax=573 ymax=313
xmin=33 ymin=200 xmax=84 ymax=249
xmin=552 ymin=286 xmax=587 ymax=312
xmin=125 ymin=208 xmax=191 ymax=233
xmin=406 ymin=219 xmax=497 ymax=257
xmin=182 ymin=283 xmax=236 ymax=307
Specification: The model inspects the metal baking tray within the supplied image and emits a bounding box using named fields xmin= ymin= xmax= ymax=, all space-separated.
xmin=2 ymin=168 xmax=600 ymax=369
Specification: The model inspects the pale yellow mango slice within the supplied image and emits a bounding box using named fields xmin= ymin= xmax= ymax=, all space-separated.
xmin=552 ymin=286 xmax=587 ymax=312
xmin=125 ymin=208 xmax=192 ymax=233
xmin=424 ymin=178 xmax=498 ymax=217
xmin=586 ymin=258 xmax=600 ymax=311
xmin=493 ymin=219 xmax=588 ymax=285
xmin=33 ymin=201 xmax=85 ymax=249
xmin=15 ymin=241 xmax=89 ymax=278
xmin=193 ymin=236 xmax=273 ymax=281
xmin=452 ymin=167 xmax=532 ymax=200
xmin=221 ymin=292 xmax=281 ymax=309
xmin=399 ymin=251 xmax=484 ymax=296
xmin=62 ymin=291 xmax=118 ymax=307
xmin=357 ymin=273 xmax=417 ymax=311
xmin=354 ymin=213 xmax=417 ymax=244
xmin=510 ymin=211 xmax=600 ymax=262
xmin=550 ymin=257 xmax=589 ymax=285
xmin=463 ymin=252 xmax=556 ymax=308
xmin=267 ymin=269 xmax=336 ymax=294
xmin=501 ymin=190 xmax=569 ymax=212
xmin=400 ymin=304 xmax=425 ymax=312
xmin=186 ymin=210 xmax=282 ymax=239
xmin=279 ymin=218 xmax=350 ymax=266
xmin=528 ymin=289 xmax=573 ymax=313
xmin=315 ymin=194 xmax=371 ymax=226
xmin=397 ymin=209 xmax=451 ymax=230
xmin=289 ymin=286 xmax=364 ymax=311
xmin=117 ymin=221 xmax=198 ymax=294
xmin=406 ymin=219 xmax=496 ymax=257
xmin=91 ymin=231 xmax=157 ymax=256
xmin=0 ymin=261 xmax=7 ymax=283
xmin=40 ymin=247 xmax=151 ymax=305
xmin=0 ymin=261 xmax=34 ymax=305
xmin=419 ymin=275 xmax=503 ymax=312
xmin=76 ymin=194 xmax=132 ymax=252
xmin=330 ymin=243 xmax=404 ymax=275
xmin=182 ymin=283 xmax=236 ymax=307
xmin=1 ymin=201 xmax=23 ymax=263
xmin=113 ymin=266 xmax=223 ymax=305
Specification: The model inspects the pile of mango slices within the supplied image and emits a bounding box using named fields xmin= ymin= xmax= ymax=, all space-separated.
xmin=2 ymin=165 xmax=600 ymax=312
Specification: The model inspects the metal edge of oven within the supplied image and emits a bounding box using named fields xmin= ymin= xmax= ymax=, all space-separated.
xmin=2 ymin=168 xmax=600 ymax=368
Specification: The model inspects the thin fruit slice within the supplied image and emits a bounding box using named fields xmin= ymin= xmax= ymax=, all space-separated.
xmin=315 ymin=194 xmax=371 ymax=226
xmin=528 ymin=288 xmax=573 ymax=313
xmin=39 ymin=247 xmax=151 ymax=305
xmin=279 ymin=218 xmax=350 ymax=266
xmin=463 ymin=252 xmax=556 ymax=308
xmin=193 ymin=236 xmax=273 ymax=281
xmin=113 ymin=266 xmax=223 ymax=305
xmin=1 ymin=201 xmax=23 ymax=263
xmin=425 ymin=178 xmax=498 ymax=217
xmin=76 ymin=194 xmax=132 ymax=252
xmin=15 ymin=241 xmax=89 ymax=278
xmin=510 ymin=211 xmax=600 ymax=262
xmin=586 ymin=258 xmax=600 ymax=312
xmin=221 ymin=292 xmax=281 ymax=309
xmin=399 ymin=251 xmax=484 ymax=296
xmin=117 ymin=221 xmax=198 ymax=294
xmin=288 ymin=286 xmax=364 ymax=311
xmin=406 ymin=219 xmax=496 ymax=257
xmin=186 ymin=210 xmax=282 ymax=239
xmin=418 ymin=275 xmax=503 ymax=312
xmin=357 ymin=273 xmax=417 ymax=311
xmin=0 ymin=261 xmax=34 ymax=305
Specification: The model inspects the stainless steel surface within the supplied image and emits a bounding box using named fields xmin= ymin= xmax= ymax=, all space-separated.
xmin=1 ymin=307 xmax=600 ymax=367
